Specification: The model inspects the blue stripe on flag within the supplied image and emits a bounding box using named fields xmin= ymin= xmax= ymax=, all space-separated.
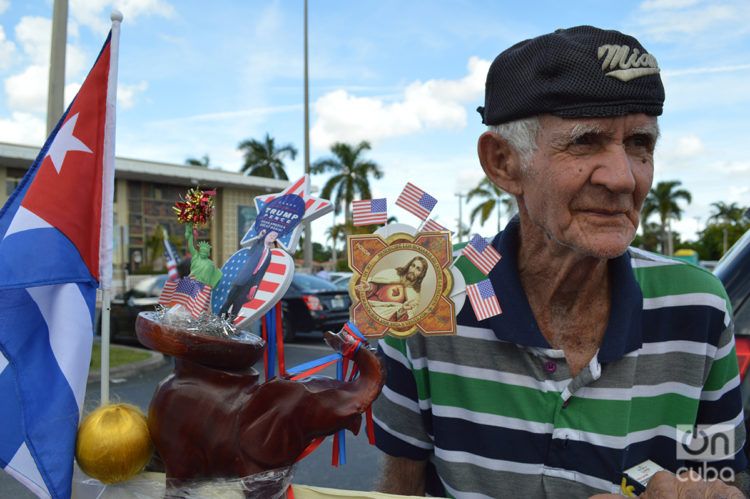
xmin=0 ymin=229 xmax=95 ymax=288
xmin=0 ymin=284 xmax=96 ymax=499
xmin=0 ymin=365 xmax=25 ymax=465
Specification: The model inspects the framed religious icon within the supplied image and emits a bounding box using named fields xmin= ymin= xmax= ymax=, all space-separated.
xmin=348 ymin=230 xmax=457 ymax=338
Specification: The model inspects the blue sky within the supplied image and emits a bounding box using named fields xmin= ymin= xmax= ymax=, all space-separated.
xmin=0 ymin=0 xmax=748 ymax=245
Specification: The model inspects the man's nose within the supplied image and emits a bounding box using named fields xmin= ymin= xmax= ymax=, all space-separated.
xmin=590 ymin=144 xmax=637 ymax=193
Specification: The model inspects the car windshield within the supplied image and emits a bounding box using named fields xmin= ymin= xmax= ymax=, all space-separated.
xmin=150 ymin=275 xmax=168 ymax=295
xmin=714 ymin=229 xmax=750 ymax=277
xmin=293 ymin=274 xmax=338 ymax=292
xmin=132 ymin=275 xmax=168 ymax=297
xmin=133 ymin=276 xmax=159 ymax=294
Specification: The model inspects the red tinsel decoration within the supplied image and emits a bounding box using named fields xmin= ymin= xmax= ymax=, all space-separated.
xmin=172 ymin=187 xmax=216 ymax=227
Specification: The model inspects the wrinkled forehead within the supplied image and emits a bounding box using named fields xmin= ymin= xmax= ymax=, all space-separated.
xmin=539 ymin=114 xmax=660 ymax=143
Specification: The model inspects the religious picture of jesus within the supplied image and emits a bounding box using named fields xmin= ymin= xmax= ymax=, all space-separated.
xmin=357 ymin=254 xmax=431 ymax=322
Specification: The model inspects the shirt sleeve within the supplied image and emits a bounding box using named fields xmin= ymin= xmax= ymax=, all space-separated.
xmin=692 ymin=322 xmax=748 ymax=472
xmin=372 ymin=335 xmax=434 ymax=461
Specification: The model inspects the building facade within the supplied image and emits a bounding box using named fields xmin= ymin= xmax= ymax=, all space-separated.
xmin=0 ymin=141 xmax=290 ymax=291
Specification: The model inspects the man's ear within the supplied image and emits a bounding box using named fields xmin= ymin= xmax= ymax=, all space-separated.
xmin=477 ymin=131 xmax=523 ymax=196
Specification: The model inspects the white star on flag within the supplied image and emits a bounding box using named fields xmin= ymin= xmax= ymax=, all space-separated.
xmin=45 ymin=113 xmax=92 ymax=173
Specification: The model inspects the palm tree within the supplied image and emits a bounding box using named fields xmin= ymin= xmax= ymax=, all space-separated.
xmin=708 ymin=201 xmax=746 ymax=225
xmin=641 ymin=180 xmax=692 ymax=255
xmin=466 ymin=178 xmax=515 ymax=232
xmin=312 ymin=141 xmax=383 ymax=224
xmin=238 ymin=133 xmax=297 ymax=180
xmin=185 ymin=154 xmax=211 ymax=168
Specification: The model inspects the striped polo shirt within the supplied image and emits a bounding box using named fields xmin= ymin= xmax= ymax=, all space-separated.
xmin=373 ymin=218 xmax=747 ymax=498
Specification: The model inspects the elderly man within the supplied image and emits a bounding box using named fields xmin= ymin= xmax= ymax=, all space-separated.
xmin=373 ymin=26 xmax=747 ymax=498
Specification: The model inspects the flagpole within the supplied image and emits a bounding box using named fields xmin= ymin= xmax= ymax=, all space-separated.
xmin=100 ymin=10 xmax=122 ymax=405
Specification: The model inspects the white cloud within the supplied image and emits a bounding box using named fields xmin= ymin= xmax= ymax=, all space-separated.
xmin=640 ymin=0 xmax=700 ymax=10
xmin=117 ymin=80 xmax=148 ymax=109
xmin=728 ymin=186 xmax=749 ymax=201
xmin=311 ymin=56 xmax=489 ymax=148
xmin=15 ymin=16 xmax=51 ymax=65
xmin=635 ymin=0 xmax=750 ymax=41
xmin=663 ymin=63 xmax=750 ymax=78
xmin=4 ymin=15 xmax=92 ymax=114
xmin=456 ymin=168 xmax=487 ymax=193
xmin=0 ymin=26 xmax=16 ymax=70
xmin=656 ymin=133 xmax=705 ymax=161
xmin=64 ymin=82 xmax=82 ymax=108
xmin=0 ymin=0 xmax=9 ymax=14
xmin=5 ymin=65 xmax=48 ymax=112
xmin=70 ymin=0 xmax=174 ymax=34
xmin=0 ymin=111 xmax=45 ymax=145
xmin=714 ymin=160 xmax=750 ymax=174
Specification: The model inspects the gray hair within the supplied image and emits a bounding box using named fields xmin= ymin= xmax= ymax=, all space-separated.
xmin=488 ymin=116 xmax=541 ymax=169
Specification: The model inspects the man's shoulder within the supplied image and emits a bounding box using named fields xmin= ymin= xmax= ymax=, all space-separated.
xmin=627 ymin=246 xmax=730 ymax=304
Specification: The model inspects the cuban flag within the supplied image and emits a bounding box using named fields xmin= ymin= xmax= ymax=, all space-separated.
xmin=466 ymin=279 xmax=502 ymax=321
xmin=463 ymin=234 xmax=502 ymax=275
xmin=0 ymin=25 xmax=119 ymax=499
xmin=395 ymin=182 xmax=437 ymax=220
xmin=352 ymin=198 xmax=387 ymax=226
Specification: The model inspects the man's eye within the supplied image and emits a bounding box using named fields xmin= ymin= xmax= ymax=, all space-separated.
xmin=626 ymin=134 xmax=654 ymax=149
xmin=570 ymin=133 xmax=599 ymax=146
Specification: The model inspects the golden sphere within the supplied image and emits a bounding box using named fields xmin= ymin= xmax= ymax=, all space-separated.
xmin=75 ymin=403 xmax=153 ymax=484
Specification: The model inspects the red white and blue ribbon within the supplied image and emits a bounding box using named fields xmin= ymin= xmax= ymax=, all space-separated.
xmin=282 ymin=321 xmax=372 ymax=467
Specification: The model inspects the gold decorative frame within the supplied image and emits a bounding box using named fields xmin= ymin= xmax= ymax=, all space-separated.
xmin=347 ymin=231 xmax=456 ymax=338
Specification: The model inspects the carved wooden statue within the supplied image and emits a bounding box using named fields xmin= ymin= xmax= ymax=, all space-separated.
xmin=135 ymin=312 xmax=385 ymax=496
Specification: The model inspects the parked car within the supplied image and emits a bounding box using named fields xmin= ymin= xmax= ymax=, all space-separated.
xmin=714 ymin=229 xmax=750 ymax=420
xmin=281 ymin=273 xmax=351 ymax=342
xmin=104 ymin=272 xmax=351 ymax=345
xmin=330 ymin=272 xmax=353 ymax=290
xmin=105 ymin=274 xmax=167 ymax=345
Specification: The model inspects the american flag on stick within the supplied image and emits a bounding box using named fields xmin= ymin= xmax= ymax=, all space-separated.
xmin=352 ymin=198 xmax=387 ymax=226
xmin=466 ymin=279 xmax=502 ymax=321
xmin=422 ymin=218 xmax=450 ymax=232
xmin=395 ymin=182 xmax=437 ymax=220
xmin=163 ymin=230 xmax=180 ymax=281
xmin=463 ymin=234 xmax=502 ymax=275
xmin=159 ymin=276 xmax=212 ymax=318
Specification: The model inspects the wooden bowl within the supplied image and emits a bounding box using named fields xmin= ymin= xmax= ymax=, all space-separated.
xmin=135 ymin=311 xmax=265 ymax=371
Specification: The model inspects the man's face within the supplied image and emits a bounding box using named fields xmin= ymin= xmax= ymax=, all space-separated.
xmin=264 ymin=231 xmax=278 ymax=247
xmin=519 ymin=114 xmax=657 ymax=259
xmin=405 ymin=259 xmax=425 ymax=283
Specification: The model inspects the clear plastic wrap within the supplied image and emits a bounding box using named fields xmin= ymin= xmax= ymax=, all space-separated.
xmin=73 ymin=465 xmax=294 ymax=498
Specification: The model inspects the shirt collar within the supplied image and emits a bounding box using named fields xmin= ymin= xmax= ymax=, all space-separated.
xmin=484 ymin=216 xmax=643 ymax=362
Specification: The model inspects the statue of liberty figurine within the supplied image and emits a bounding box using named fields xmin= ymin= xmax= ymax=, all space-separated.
xmin=158 ymin=187 xmax=222 ymax=318
xmin=185 ymin=225 xmax=222 ymax=288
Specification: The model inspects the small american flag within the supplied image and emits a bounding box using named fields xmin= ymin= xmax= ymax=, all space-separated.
xmin=463 ymin=234 xmax=501 ymax=275
xmin=352 ymin=198 xmax=387 ymax=226
xmin=466 ymin=279 xmax=502 ymax=321
xmin=422 ymin=218 xmax=449 ymax=232
xmin=158 ymin=276 xmax=212 ymax=318
xmin=163 ymin=236 xmax=180 ymax=281
xmin=395 ymin=182 xmax=437 ymax=220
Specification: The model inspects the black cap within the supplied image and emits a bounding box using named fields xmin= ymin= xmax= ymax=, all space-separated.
xmin=478 ymin=25 xmax=665 ymax=125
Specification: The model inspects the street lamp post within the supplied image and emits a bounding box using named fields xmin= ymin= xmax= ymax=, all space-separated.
xmin=456 ymin=192 xmax=465 ymax=243
xmin=47 ymin=0 xmax=68 ymax=135
xmin=302 ymin=0 xmax=313 ymax=270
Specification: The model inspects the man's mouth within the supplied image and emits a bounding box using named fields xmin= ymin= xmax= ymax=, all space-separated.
xmin=578 ymin=208 xmax=628 ymax=216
